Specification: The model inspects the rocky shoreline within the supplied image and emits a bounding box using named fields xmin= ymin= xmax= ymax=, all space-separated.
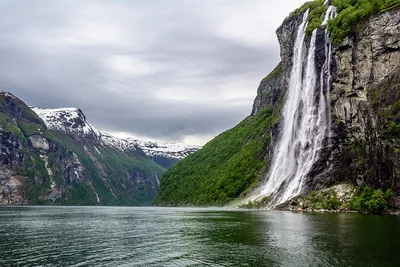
xmin=281 ymin=206 xmax=400 ymax=216
xmin=243 ymin=183 xmax=399 ymax=215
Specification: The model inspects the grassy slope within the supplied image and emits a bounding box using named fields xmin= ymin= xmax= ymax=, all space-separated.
xmin=154 ymin=107 xmax=280 ymax=206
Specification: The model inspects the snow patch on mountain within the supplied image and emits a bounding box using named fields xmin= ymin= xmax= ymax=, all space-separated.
xmin=127 ymin=138 xmax=201 ymax=160
xmin=32 ymin=107 xmax=101 ymax=138
xmin=32 ymin=107 xmax=201 ymax=160
xmin=100 ymin=133 xmax=200 ymax=159
xmin=0 ymin=91 xmax=16 ymax=99
xmin=100 ymin=132 xmax=130 ymax=150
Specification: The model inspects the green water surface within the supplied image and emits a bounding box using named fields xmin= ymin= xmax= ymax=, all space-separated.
xmin=0 ymin=206 xmax=399 ymax=266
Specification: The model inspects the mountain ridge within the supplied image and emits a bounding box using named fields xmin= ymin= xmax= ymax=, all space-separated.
xmin=32 ymin=107 xmax=201 ymax=168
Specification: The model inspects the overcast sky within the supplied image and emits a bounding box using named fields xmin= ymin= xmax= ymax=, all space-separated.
xmin=0 ymin=0 xmax=306 ymax=145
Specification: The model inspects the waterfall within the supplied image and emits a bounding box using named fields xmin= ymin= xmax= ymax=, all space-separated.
xmin=322 ymin=5 xmax=337 ymax=26
xmin=321 ymin=6 xmax=337 ymax=147
xmin=251 ymin=5 xmax=337 ymax=207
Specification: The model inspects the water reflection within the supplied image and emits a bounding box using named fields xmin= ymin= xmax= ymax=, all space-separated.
xmin=0 ymin=207 xmax=399 ymax=267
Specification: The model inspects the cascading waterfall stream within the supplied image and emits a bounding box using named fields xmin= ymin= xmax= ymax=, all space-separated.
xmin=321 ymin=5 xmax=337 ymax=146
xmin=250 ymin=5 xmax=337 ymax=208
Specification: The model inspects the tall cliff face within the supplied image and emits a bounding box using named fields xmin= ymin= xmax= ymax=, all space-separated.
xmin=326 ymin=8 xmax=400 ymax=194
xmin=156 ymin=4 xmax=400 ymax=207
xmin=252 ymin=7 xmax=400 ymax=204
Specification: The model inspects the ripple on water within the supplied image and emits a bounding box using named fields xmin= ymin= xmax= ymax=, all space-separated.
xmin=1 ymin=207 xmax=400 ymax=267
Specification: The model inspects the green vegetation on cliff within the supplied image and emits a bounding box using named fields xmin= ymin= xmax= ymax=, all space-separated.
xmin=155 ymin=107 xmax=280 ymax=206
xmin=260 ymin=63 xmax=282 ymax=84
xmin=285 ymin=0 xmax=325 ymax=22
xmin=350 ymin=186 xmax=394 ymax=213
xmin=330 ymin=0 xmax=400 ymax=43
xmin=287 ymin=0 xmax=400 ymax=43
xmin=306 ymin=5 xmax=328 ymax=35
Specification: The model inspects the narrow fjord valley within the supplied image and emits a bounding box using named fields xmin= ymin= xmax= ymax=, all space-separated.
xmin=2 ymin=1 xmax=400 ymax=266
xmin=156 ymin=0 xmax=400 ymax=214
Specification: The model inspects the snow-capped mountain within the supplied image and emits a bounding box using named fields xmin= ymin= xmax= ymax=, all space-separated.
xmin=32 ymin=107 xmax=201 ymax=163
xmin=128 ymin=138 xmax=200 ymax=160
xmin=32 ymin=107 xmax=101 ymax=140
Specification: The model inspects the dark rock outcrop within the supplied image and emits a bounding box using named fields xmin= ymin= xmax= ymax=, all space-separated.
xmin=324 ymin=8 xmax=400 ymax=194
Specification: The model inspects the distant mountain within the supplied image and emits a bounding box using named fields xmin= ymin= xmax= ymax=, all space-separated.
xmin=0 ymin=92 xmax=198 ymax=205
xmin=31 ymin=107 xmax=102 ymax=141
xmin=32 ymin=107 xmax=201 ymax=168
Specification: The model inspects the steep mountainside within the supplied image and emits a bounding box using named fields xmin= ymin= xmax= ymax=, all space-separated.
xmin=155 ymin=107 xmax=280 ymax=206
xmin=155 ymin=0 xmax=400 ymax=209
xmin=0 ymin=94 xmax=197 ymax=205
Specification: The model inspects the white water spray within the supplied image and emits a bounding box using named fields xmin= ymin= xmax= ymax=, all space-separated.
xmin=250 ymin=5 xmax=337 ymax=207
xmin=322 ymin=5 xmax=337 ymax=26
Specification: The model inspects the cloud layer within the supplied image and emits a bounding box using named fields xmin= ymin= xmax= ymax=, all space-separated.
xmin=0 ymin=0 xmax=305 ymax=145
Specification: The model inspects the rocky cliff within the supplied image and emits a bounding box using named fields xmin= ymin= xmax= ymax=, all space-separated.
xmin=324 ymin=7 xmax=400 ymax=202
xmin=0 ymin=92 xmax=92 ymax=205
xmin=156 ymin=2 xmax=400 ymax=208
xmin=251 ymin=3 xmax=400 ymax=208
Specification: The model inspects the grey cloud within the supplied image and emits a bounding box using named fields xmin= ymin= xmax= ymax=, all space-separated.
xmin=0 ymin=0 xmax=306 ymax=144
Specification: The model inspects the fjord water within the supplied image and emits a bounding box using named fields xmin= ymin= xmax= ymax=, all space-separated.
xmin=1 ymin=207 xmax=400 ymax=267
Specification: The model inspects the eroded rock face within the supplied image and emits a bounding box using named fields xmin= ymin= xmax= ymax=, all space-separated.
xmin=331 ymin=9 xmax=400 ymax=131
xmin=0 ymin=130 xmax=89 ymax=204
xmin=0 ymin=132 xmax=26 ymax=203
xmin=29 ymin=135 xmax=50 ymax=150
xmin=59 ymin=151 xmax=87 ymax=186
xmin=0 ymin=132 xmax=24 ymax=166
xmin=0 ymin=168 xmax=27 ymax=204
xmin=325 ymin=8 xmax=400 ymax=195
xmin=251 ymin=8 xmax=400 ymax=202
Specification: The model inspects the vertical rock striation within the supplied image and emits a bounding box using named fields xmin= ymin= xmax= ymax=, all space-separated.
xmin=325 ymin=8 xmax=400 ymax=196
xmin=253 ymin=6 xmax=400 ymax=206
